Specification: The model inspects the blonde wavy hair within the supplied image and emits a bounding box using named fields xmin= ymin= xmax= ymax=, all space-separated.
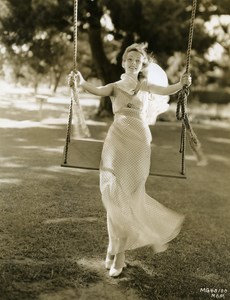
xmin=122 ymin=43 xmax=154 ymax=80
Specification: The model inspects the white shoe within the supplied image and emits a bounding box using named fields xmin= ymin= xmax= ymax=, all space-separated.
xmin=109 ymin=264 xmax=123 ymax=277
xmin=106 ymin=260 xmax=127 ymax=270
xmin=109 ymin=252 xmax=126 ymax=277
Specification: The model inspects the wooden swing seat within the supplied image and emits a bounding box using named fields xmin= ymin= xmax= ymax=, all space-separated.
xmin=61 ymin=138 xmax=186 ymax=179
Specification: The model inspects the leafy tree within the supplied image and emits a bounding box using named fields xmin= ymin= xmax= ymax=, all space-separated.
xmin=77 ymin=0 xmax=221 ymax=115
xmin=0 ymin=0 xmax=72 ymax=92
xmin=0 ymin=0 xmax=228 ymax=113
xmin=205 ymin=15 xmax=230 ymax=87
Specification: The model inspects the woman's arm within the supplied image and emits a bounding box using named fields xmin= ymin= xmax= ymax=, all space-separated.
xmin=148 ymin=82 xmax=183 ymax=95
xmin=81 ymin=81 xmax=114 ymax=97
xmin=147 ymin=73 xmax=192 ymax=96
xmin=72 ymin=71 xmax=113 ymax=97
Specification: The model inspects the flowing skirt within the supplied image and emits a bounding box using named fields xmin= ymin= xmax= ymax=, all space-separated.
xmin=100 ymin=108 xmax=184 ymax=255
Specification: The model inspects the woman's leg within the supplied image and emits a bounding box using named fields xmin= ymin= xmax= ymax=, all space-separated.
xmin=113 ymin=252 xmax=125 ymax=269
xmin=105 ymin=252 xmax=115 ymax=269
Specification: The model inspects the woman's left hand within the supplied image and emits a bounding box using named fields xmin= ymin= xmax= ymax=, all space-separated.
xmin=181 ymin=73 xmax=192 ymax=87
xmin=68 ymin=71 xmax=76 ymax=87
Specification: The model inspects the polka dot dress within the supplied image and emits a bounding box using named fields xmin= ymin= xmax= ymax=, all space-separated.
xmin=100 ymin=83 xmax=184 ymax=255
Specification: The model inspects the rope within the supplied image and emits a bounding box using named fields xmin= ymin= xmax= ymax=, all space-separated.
xmin=185 ymin=0 xmax=197 ymax=74
xmin=63 ymin=0 xmax=91 ymax=165
xmin=63 ymin=97 xmax=73 ymax=164
xmin=180 ymin=123 xmax=187 ymax=175
xmin=73 ymin=0 xmax=78 ymax=72
xmin=176 ymin=0 xmax=206 ymax=175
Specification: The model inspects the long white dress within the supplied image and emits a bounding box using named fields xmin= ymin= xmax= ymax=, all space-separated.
xmin=100 ymin=80 xmax=184 ymax=255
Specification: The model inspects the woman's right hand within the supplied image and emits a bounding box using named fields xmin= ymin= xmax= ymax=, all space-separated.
xmin=75 ymin=71 xmax=85 ymax=86
xmin=68 ymin=71 xmax=85 ymax=87
xmin=180 ymin=73 xmax=192 ymax=87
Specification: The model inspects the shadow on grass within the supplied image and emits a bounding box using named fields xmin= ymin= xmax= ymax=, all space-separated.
xmin=0 ymin=259 xmax=101 ymax=300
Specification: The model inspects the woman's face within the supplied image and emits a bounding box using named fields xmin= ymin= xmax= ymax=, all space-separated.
xmin=123 ymin=51 xmax=144 ymax=76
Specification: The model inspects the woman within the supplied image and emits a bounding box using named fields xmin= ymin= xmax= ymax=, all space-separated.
xmin=75 ymin=43 xmax=191 ymax=277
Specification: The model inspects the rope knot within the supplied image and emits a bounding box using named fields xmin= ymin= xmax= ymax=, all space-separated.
xmin=176 ymin=86 xmax=190 ymax=121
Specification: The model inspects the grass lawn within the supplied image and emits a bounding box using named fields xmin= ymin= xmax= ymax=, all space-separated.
xmin=0 ymin=92 xmax=229 ymax=300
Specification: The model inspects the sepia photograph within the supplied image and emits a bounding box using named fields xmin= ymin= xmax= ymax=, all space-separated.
xmin=0 ymin=0 xmax=229 ymax=299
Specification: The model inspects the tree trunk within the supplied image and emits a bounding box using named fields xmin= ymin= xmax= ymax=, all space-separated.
xmin=53 ymin=72 xmax=62 ymax=94
xmin=86 ymin=1 xmax=137 ymax=117
xmin=88 ymin=28 xmax=119 ymax=117
xmin=86 ymin=0 xmax=121 ymax=117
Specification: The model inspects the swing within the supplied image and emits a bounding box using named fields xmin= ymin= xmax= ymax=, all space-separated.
xmin=61 ymin=0 xmax=205 ymax=178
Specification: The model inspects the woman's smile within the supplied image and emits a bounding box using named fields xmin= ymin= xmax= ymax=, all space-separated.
xmin=123 ymin=51 xmax=144 ymax=75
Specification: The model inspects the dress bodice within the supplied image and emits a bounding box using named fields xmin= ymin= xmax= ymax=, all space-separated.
xmin=110 ymin=81 xmax=149 ymax=115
